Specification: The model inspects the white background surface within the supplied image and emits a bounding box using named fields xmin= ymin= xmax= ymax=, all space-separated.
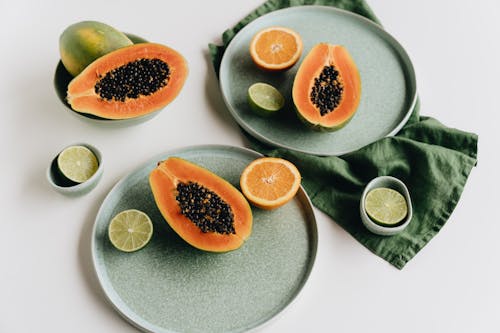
xmin=1 ymin=0 xmax=498 ymax=332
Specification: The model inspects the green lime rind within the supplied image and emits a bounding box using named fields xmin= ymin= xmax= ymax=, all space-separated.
xmin=57 ymin=145 xmax=99 ymax=184
xmin=247 ymin=82 xmax=285 ymax=117
xmin=108 ymin=209 xmax=153 ymax=252
xmin=365 ymin=187 xmax=408 ymax=226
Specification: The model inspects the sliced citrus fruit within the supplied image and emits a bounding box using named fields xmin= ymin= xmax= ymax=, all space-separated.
xmin=240 ymin=157 xmax=301 ymax=210
xmin=248 ymin=82 xmax=285 ymax=116
xmin=57 ymin=145 xmax=99 ymax=183
xmin=249 ymin=26 xmax=303 ymax=71
xmin=364 ymin=188 xmax=408 ymax=226
xmin=108 ymin=209 xmax=153 ymax=252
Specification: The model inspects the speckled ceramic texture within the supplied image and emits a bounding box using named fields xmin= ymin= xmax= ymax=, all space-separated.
xmin=360 ymin=176 xmax=413 ymax=236
xmin=91 ymin=145 xmax=317 ymax=333
xmin=46 ymin=142 xmax=103 ymax=196
xmin=53 ymin=34 xmax=160 ymax=127
xmin=219 ymin=6 xmax=417 ymax=156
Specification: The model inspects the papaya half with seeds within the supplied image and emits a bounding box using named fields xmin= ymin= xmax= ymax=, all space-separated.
xmin=59 ymin=21 xmax=133 ymax=77
xmin=292 ymin=43 xmax=361 ymax=131
xmin=66 ymin=43 xmax=188 ymax=120
xmin=149 ymin=157 xmax=253 ymax=252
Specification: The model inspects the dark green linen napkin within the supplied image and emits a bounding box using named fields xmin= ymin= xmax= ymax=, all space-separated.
xmin=208 ymin=0 xmax=478 ymax=269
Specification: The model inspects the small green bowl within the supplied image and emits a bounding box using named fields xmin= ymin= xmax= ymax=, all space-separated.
xmin=360 ymin=176 xmax=413 ymax=236
xmin=46 ymin=142 xmax=103 ymax=196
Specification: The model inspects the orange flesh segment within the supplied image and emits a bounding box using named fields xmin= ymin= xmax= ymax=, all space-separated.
xmin=254 ymin=30 xmax=300 ymax=64
xmin=245 ymin=161 xmax=297 ymax=200
xmin=250 ymin=27 xmax=303 ymax=70
xmin=240 ymin=157 xmax=301 ymax=210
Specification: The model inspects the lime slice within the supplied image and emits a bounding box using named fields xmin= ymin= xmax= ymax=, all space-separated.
xmin=108 ymin=209 xmax=153 ymax=252
xmin=364 ymin=187 xmax=408 ymax=226
xmin=248 ymin=82 xmax=285 ymax=116
xmin=57 ymin=145 xmax=98 ymax=183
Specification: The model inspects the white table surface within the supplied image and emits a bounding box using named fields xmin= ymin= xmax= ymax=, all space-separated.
xmin=1 ymin=1 xmax=499 ymax=332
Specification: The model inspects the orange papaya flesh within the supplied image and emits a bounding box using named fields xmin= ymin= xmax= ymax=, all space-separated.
xmin=292 ymin=43 xmax=361 ymax=131
xmin=67 ymin=43 xmax=188 ymax=120
xmin=149 ymin=157 xmax=253 ymax=252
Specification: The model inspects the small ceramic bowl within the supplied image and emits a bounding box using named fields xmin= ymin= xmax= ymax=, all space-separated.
xmin=360 ymin=176 xmax=413 ymax=236
xmin=46 ymin=142 xmax=103 ymax=196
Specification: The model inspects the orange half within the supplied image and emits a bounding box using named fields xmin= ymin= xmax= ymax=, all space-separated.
xmin=249 ymin=26 xmax=303 ymax=71
xmin=240 ymin=157 xmax=301 ymax=210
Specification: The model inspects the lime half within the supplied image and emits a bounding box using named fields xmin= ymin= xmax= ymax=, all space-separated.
xmin=248 ymin=82 xmax=285 ymax=116
xmin=108 ymin=209 xmax=153 ymax=252
xmin=57 ymin=145 xmax=98 ymax=183
xmin=365 ymin=187 xmax=408 ymax=226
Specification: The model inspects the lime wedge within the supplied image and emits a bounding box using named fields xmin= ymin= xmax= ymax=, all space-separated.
xmin=108 ymin=209 xmax=153 ymax=252
xmin=364 ymin=187 xmax=408 ymax=226
xmin=57 ymin=145 xmax=98 ymax=183
xmin=248 ymin=82 xmax=285 ymax=116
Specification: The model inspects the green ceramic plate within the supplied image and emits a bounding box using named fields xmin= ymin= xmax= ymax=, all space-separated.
xmin=91 ymin=145 xmax=317 ymax=333
xmin=219 ymin=6 xmax=417 ymax=156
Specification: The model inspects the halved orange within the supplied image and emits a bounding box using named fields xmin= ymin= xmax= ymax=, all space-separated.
xmin=240 ymin=157 xmax=301 ymax=210
xmin=249 ymin=26 xmax=303 ymax=71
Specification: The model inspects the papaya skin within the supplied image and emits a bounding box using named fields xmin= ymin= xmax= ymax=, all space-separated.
xmin=149 ymin=157 xmax=253 ymax=252
xmin=59 ymin=21 xmax=133 ymax=77
xmin=292 ymin=43 xmax=361 ymax=131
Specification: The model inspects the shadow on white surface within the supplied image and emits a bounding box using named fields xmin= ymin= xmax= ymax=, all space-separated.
xmin=77 ymin=187 xmax=138 ymax=331
xmin=203 ymin=50 xmax=242 ymax=130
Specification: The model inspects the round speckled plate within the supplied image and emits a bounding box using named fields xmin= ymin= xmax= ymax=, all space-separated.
xmin=91 ymin=145 xmax=317 ymax=333
xmin=219 ymin=6 xmax=417 ymax=156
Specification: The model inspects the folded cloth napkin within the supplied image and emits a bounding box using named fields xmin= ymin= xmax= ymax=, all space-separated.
xmin=209 ymin=0 xmax=478 ymax=269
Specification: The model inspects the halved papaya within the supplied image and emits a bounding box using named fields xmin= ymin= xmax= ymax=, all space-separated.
xmin=149 ymin=157 xmax=253 ymax=252
xmin=67 ymin=43 xmax=188 ymax=119
xmin=292 ymin=43 xmax=361 ymax=131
